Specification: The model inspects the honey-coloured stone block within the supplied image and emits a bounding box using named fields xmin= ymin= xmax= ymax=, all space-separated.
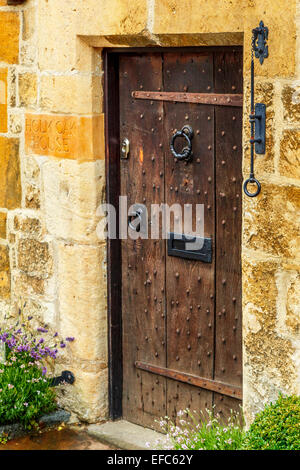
xmin=14 ymin=215 xmax=42 ymax=237
xmin=23 ymin=6 xmax=35 ymax=41
xmin=23 ymin=155 xmax=40 ymax=180
xmin=8 ymin=68 xmax=16 ymax=108
xmin=0 ymin=68 xmax=7 ymax=133
xmin=24 ymin=183 xmax=40 ymax=209
xmin=0 ymin=244 xmax=10 ymax=299
xmin=242 ymin=258 xmax=278 ymax=325
xmin=282 ymin=85 xmax=300 ymax=123
xmin=279 ymin=129 xmax=300 ymax=179
xmin=25 ymin=113 xmax=104 ymax=161
xmin=57 ymin=242 xmax=107 ymax=362
xmin=19 ymin=72 xmax=37 ymax=107
xmin=17 ymin=239 xmax=53 ymax=276
xmin=0 ymin=12 xmax=19 ymax=64
xmin=41 ymin=158 xmax=104 ymax=243
xmin=38 ymin=0 xmax=78 ymax=72
xmin=243 ymin=183 xmax=300 ymax=259
xmin=26 ymin=114 xmax=78 ymax=158
xmin=286 ymin=272 xmax=300 ymax=333
xmin=243 ymin=258 xmax=298 ymax=408
xmin=0 ymin=137 xmax=21 ymax=210
xmin=56 ymin=368 xmax=108 ymax=422
xmin=40 ymin=75 xmax=102 ymax=114
xmin=13 ymin=272 xmax=45 ymax=296
xmin=20 ymin=42 xmax=37 ymax=67
xmin=9 ymin=113 xmax=22 ymax=134
xmin=0 ymin=212 xmax=7 ymax=239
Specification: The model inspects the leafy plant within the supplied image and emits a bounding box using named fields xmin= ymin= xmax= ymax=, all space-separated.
xmin=0 ymin=315 xmax=74 ymax=427
xmin=0 ymin=433 xmax=8 ymax=445
xmin=243 ymin=394 xmax=300 ymax=450
xmin=151 ymin=407 xmax=245 ymax=450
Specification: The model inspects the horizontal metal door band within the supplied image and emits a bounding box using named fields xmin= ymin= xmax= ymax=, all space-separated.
xmin=135 ymin=361 xmax=242 ymax=400
xmin=132 ymin=91 xmax=243 ymax=107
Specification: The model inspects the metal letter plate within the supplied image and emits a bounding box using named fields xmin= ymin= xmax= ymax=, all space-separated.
xmin=167 ymin=232 xmax=212 ymax=263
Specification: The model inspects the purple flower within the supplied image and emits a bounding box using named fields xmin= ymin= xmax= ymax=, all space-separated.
xmin=65 ymin=337 xmax=75 ymax=342
xmin=42 ymin=367 xmax=47 ymax=376
xmin=53 ymin=332 xmax=58 ymax=338
xmin=60 ymin=342 xmax=66 ymax=348
xmin=37 ymin=327 xmax=48 ymax=333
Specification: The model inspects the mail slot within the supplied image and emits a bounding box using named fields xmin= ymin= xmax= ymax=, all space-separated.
xmin=167 ymin=232 xmax=212 ymax=263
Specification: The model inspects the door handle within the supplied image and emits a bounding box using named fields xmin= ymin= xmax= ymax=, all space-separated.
xmin=121 ymin=138 xmax=130 ymax=159
xmin=128 ymin=204 xmax=148 ymax=235
xmin=128 ymin=209 xmax=142 ymax=232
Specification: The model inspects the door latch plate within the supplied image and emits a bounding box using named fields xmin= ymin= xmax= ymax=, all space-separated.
xmin=254 ymin=103 xmax=266 ymax=155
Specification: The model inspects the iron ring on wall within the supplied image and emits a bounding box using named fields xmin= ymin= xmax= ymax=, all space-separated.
xmin=243 ymin=177 xmax=261 ymax=197
xmin=170 ymin=125 xmax=194 ymax=160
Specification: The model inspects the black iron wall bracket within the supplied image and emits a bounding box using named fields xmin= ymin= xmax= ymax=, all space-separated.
xmin=243 ymin=21 xmax=269 ymax=198
xmin=252 ymin=20 xmax=269 ymax=64
xmin=50 ymin=370 xmax=75 ymax=387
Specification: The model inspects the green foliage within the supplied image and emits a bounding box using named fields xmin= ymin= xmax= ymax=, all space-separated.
xmin=0 ymin=346 xmax=56 ymax=427
xmin=152 ymin=395 xmax=300 ymax=451
xmin=0 ymin=311 xmax=74 ymax=427
xmin=155 ymin=408 xmax=245 ymax=450
xmin=244 ymin=394 xmax=300 ymax=450
xmin=0 ymin=433 xmax=8 ymax=445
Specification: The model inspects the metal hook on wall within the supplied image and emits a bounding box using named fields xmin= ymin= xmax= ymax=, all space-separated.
xmin=243 ymin=20 xmax=269 ymax=198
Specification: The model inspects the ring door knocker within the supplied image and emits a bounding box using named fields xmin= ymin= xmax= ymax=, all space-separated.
xmin=244 ymin=21 xmax=268 ymax=198
xmin=170 ymin=125 xmax=194 ymax=161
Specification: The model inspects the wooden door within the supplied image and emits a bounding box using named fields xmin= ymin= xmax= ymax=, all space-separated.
xmin=119 ymin=48 xmax=243 ymax=429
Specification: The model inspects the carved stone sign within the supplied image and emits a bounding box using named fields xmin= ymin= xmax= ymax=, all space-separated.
xmin=25 ymin=114 xmax=78 ymax=159
xmin=25 ymin=114 xmax=104 ymax=161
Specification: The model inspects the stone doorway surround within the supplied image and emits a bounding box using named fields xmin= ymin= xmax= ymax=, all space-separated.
xmin=0 ymin=1 xmax=299 ymax=427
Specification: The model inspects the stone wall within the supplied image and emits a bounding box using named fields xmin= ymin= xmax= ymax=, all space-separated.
xmin=0 ymin=0 xmax=107 ymax=423
xmin=0 ymin=0 xmax=299 ymax=425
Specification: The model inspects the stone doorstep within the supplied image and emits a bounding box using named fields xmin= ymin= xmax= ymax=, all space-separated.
xmin=87 ymin=420 xmax=167 ymax=451
xmin=0 ymin=409 xmax=71 ymax=440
